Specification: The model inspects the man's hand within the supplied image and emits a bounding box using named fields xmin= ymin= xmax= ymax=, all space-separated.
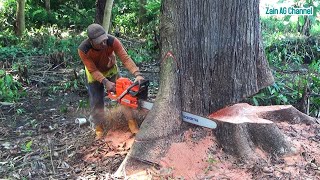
xmin=134 ymin=75 xmax=144 ymax=84
xmin=102 ymin=78 xmax=115 ymax=92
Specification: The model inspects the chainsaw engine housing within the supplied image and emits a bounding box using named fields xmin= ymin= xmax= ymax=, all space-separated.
xmin=108 ymin=77 xmax=149 ymax=109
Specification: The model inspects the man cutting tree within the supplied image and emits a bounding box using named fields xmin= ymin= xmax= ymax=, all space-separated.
xmin=78 ymin=23 xmax=144 ymax=138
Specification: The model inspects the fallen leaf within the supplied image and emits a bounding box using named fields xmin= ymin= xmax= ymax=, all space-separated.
xmin=1 ymin=142 xmax=11 ymax=149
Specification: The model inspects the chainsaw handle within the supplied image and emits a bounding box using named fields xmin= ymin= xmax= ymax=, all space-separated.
xmin=129 ymin=79 xmax=149 ymax=96
xmin=127 ymin=80 xmax=140 ymax=91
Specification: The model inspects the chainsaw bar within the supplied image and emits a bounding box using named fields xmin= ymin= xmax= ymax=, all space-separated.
xmin=140 ymin=101 xmax=217 ymax=129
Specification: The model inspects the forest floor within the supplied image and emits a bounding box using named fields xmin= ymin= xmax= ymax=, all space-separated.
xmin=1 ymin=57 xmax=320 ymax=180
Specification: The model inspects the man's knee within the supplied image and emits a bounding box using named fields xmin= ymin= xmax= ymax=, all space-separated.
xmin=90 ymin=94 xmax=104 ymax=109
xmin=87 ymin=82 xmax=105 ymax=109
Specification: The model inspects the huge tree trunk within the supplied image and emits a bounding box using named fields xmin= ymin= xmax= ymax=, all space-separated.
xmin=16 ymin=0 xmax=25 ymax=36
xmin=131 ymin=0 xmax=274 ymax=159
xmin=176 ymin=0 xmax=274 ymax=115
xmin=117 ymin=0 xmax=292 ymax=176
xmin=113 ymin=1 xmax=319 ymax=178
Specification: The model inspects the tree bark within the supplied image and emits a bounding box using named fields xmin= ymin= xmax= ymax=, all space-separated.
xmin=16 ymin=0 xmax=25 ymax=36
xmin=175 ymin=0 xmax=274 ymax=116
xmin=301 ymin=16 xmax=311 ymax=36
xmin=127 ymin=1 xmax=183 ymax=164
xmin=102 ymin=0 xmax=114 ymax=33
xmin=126 ymin=0 xmax=276 ymax=171
xmin=138 ymin=0 xmax=147 ymax=35
xmin=115 ymin=1 xmax=318 ymax=177
xmin=45 ymin=0 xmax=50 ymax=12
xmin=95 ymin=0 xmax=106 ymax=25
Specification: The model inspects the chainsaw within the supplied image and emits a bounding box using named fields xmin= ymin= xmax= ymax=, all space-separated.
xmin=107 ymin=77 xmax=217 ymax=129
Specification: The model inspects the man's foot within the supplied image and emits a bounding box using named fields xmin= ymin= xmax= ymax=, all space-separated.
xmin=128 ymin=119 xmax=139 ymax=134
xmin=95 ymin=125 xmax=104 ymax=139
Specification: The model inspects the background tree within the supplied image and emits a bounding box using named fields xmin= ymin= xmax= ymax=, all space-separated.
xmin=95 ymin=0 xmax=106 ymax=25
xmin=138 ymin=0 xmax=147 ymax=35
xmin=95 ymin=0 xmax=114 ymax=32
xmin=44 ymin=0 xmax=50 ymax=12
xmin=294 ymin=0 xmax=319 ymax=36
xmin=102 ymin=0 xmax=114 ymax=32
xmin=16 ymin=0 xmax=25 ymax=36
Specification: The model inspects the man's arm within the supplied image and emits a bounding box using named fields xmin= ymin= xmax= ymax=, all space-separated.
xmin=78 ymin=49 xmax=106 ymax=83
xmin=112 ymin=38 xmax=141 ymax=77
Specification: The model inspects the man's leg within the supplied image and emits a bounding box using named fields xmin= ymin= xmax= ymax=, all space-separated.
xmin=87 ymin=81 xmax=104 ymax=110
xmin=87 ymin=81 xmax=106 ymax=138
xmin=88 ymin=73 xmax=119 ymax=138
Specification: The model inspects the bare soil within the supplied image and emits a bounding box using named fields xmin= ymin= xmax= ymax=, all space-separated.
xmin=1 ymin=60 xmax=320 ymax=180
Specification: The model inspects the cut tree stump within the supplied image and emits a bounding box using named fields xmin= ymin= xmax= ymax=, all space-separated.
xmin=209 ymin=103 xmax=316 ymax=160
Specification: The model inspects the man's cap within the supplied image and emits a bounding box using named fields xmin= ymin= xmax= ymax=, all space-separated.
xmin=87 ymin=24 xmax=108 ymax=44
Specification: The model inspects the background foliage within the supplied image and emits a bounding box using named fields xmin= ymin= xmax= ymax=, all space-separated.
xmin=247 ymin=0 xmax=320 ymax=117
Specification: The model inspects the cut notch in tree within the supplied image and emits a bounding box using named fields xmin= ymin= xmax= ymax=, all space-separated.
xmin=209 ymin=103 xmax=316 ymax=159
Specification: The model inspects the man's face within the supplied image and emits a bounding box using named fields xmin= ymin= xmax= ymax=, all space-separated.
xmin=92 ymin=38 xmax=108 ymax=50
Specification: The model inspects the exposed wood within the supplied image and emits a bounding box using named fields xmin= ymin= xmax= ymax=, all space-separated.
xmin=209 ymin=103 xmax=316 ymax=124
xmin=210 ymin=103 xmax=316 ymax=159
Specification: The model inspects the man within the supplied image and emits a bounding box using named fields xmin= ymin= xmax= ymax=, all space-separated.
xmin=78 ymin=23 xmax=144 ymax=138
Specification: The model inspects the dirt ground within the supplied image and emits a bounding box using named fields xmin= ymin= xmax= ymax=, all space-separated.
xmin=1 ymin=60 xmax=320 ymax=180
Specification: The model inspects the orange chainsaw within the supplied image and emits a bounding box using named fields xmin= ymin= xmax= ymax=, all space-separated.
xmin=107 ymin=77 xmax=149 ymax=108
xmin=107 ymin=77 xmax=217 ymax=129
